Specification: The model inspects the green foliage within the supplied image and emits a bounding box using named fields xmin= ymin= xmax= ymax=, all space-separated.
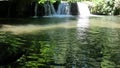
xmin=114 ymin=0 xmax=120 ymax=9
xmin=91 ymin=0 xmax=120 ymax=15
xmin=38 ymin=0 xmax=56 ymax=4
xmin=38 ymin=0 xmax=92 ymax=3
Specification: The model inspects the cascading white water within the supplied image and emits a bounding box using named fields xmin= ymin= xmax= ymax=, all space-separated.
xmin=44 ymin=1 xmax=56 ymax=16
xmin=57 ymin=1 xmax=70 ymax=15
xmin=43 ymin=1 xmax=72 ymax=17
xmin=77 ymin=2 xmax=90 ymax=17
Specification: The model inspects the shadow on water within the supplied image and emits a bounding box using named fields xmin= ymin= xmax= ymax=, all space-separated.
xmin=0 ymin=16 xmax=120 ymax=68
xmin=0 ymin=17 xmax=74 ymax=25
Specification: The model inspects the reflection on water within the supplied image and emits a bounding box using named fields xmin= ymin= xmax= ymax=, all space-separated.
xmin=0 ymin=16 xmax=120 ymax=68
xmin=77 ymin=18 xmax=89 ymax=28
xmin=73 ymin=17 xmax=89 ymax=68
xmin=77 ymin=18 xmax=89 ymax=40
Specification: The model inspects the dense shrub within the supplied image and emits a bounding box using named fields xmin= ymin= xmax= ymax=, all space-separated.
xmin=91 ymin=0 xmax=120 ymax=15
xmin=114 ymin=0 xmax=120 ymax=15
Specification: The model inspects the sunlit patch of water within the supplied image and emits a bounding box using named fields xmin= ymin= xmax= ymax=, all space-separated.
xmin=0 ymin=22 xmax=76 ymax=35
xmin=77 ymin=18 xmax=89 ymax=40
xmin=90 ymin=17 xmax=120 ymax=28
xmin=77 ymin=18 xmax=89 ymax=28
xmin=67 ymin=17 xmax=90 ymax=68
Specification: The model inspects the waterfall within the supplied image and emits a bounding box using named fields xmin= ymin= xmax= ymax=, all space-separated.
xmin=43 ymin=1 xmax=72 ymax=17
xmin=57 ymin=1 xmax=70 ymax=15
xmin=77 ymin=2 xmax=90 ymax=17
xmin=33 ymin=3 xmax=38 ymax=18
xmin=44 ymin=1 xmax=56 ymax=16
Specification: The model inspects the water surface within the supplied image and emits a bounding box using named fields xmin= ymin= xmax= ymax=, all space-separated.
xmin=0 ymin=16 xmax=120 ymax=68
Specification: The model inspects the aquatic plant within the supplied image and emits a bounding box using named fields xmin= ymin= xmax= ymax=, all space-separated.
xmin=0 ymin=32 xmax=25 ymax=65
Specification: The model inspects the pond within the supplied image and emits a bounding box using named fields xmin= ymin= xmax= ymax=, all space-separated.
xmin=0 ymin=15 xmax=120 ymax=68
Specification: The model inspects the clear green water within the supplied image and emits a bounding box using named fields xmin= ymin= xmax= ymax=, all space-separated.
xmin=0 ymin=16 xmax=120 ymax=68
